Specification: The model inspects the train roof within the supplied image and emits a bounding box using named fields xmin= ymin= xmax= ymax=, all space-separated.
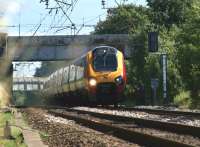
xmin=93 ymin=45 xmax=118 ymax=50
xmin=46 ymin=46 xmax=119 ymax=80
xmin=68 ymin=45 xmax=118 ymax=64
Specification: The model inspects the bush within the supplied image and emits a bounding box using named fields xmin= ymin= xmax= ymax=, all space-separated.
xmin=174 ymin=91 xmax=191 ymax=108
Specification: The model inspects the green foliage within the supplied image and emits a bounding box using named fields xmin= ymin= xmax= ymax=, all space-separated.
xmin=147 ymin=0 xmax=192 ymax=28
xmin=11 ymin=128 xmax=26 ymax=147
xmin=13 ymin=91 xmax=44 ymax=106
xmin=0 ymin=112 xmax=27 ymax=147
xmin=128 ymin=30 xmax=148 ymax=88
xmin=144 ymin=54 xmax=162 ymax=103
xmin=174 ymin=90 xmax=191 ymax=108
xmin=12 ymin=91 xmax=27 ymax=106
xmin=157 ymin=26 xmax=183 ymax=102
xmin=40 ymin=131 xmax=49 ymax=141
xmin=0 ymin=112 xmax=13 ymax=125
xmin=175 ymin=0 xmax=200 ymax=102
xmin=94 ymin=4 xmax=150 ymax=34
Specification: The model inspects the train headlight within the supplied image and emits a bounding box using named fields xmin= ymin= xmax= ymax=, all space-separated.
xmin=89 ymin=78 xmax=97 ymax=86
xmin=115 ymin=76 xmax=123 ymax=85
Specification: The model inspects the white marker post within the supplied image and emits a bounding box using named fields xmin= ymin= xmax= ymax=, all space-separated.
xmin=162 ymin=53 xmax=167 ymax=103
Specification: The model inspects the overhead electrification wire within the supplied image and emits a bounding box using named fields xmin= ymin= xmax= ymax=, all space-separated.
xmin=28 ymin=0 xmax=106 ymax=35
xmin=31 ymin=12 xmax=49 ymax=36
xmin=39 ymin=0 xmax=79 ymax=35
xmin=84 ymin=12 xmax=106 ymax=24
xmin=55 ymin=0 xmax=74 ymax=25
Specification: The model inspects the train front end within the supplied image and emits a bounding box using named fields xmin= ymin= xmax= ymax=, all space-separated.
xmin=87 ymin=46 xmax=126 ymax=104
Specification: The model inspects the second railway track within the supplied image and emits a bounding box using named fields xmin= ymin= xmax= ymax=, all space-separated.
xmin=47 ymin=107 xmax=200 ymax=147
xmin=95 ymin=105 xmax=200 ymax=118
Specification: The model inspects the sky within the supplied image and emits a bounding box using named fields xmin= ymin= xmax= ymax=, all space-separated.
xmin=0 ymin=0 xmax=147 ymax=36
xmin=0 ymin=0 xmax=147 ymax=77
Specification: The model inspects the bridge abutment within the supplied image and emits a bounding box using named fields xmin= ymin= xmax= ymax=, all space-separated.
xmin=0 ymin=60 xmax=13 ymax=106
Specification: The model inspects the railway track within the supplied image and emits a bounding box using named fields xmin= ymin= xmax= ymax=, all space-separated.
xmin=13 ymin=105 xmax=200 ymax=118
xmin=94 ymin=105 xmax=200 ymax=118
xmin=14 ymin=104 xmax=200 ymax=118
xmin=13 ymin=105 xmax=200 ymax=129
xmin=48 ymin=108 xmax=200 ymax=147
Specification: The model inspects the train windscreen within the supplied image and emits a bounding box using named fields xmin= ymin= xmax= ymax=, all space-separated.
xmin=92 ymin=47 xmax=117 ymax=72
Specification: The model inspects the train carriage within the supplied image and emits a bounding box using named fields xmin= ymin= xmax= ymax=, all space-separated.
xmin=42 ymin=46 xmax=126 ymax=105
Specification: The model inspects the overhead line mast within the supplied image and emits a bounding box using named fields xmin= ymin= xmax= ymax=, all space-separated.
xmin=39 ymin=0 xmax=101 ymax=36
xmin=39 ymin=0 xmax=78 ymax=35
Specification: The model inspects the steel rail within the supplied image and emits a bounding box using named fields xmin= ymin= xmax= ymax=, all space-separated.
xmin=13 ymin=105 xmax=200 ymax=137
xmin=13 ymin=105 xmax=200 ymax=118
xmin=95 ymin=106 xmax=200 ymax=118
xmin=55 ymin=108 xmax=200 ymax=138
xmin=49 ymin=110 xmax=194 ymax=147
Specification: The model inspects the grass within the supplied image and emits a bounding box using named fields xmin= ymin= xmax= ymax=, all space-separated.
xmin=0 ymin=111 xmax=27 ymax=147
xmin=174 ymin=90 xmax=193 ymax=109
xmin=22 ymin=112 xmax=50 ymax=144
xmin=39 ymin=131 xmax=49 ymax=141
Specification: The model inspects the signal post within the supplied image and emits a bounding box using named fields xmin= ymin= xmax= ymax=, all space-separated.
xmin=148 ymin=32 xmax=168 ymax=105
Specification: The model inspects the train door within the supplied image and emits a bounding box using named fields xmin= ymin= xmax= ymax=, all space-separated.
xmin=45 ymin=77 xmax=50 ymax=97
xmin=57 ymin=68 xmax=64 ymax=94
xmin=75 ymin=57 xmax=85 ymax=89
xmin=62 ymin=66 xmax=69 ymax=92
xmin=53 ymin=72 xmax=58 ymax=95
xmin=49 ymin=74 xmax=53 ymax=96
xmin=69 ymin=65 xmax=76 ymax=91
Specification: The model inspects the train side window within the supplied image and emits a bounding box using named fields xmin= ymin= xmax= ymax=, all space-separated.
xmin=82 ymin=56 xmax=87 ymax=67
xmin=77 ymin=66 xmax=84 ymax=80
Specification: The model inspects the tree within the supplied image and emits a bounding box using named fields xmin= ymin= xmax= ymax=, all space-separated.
xmin=175 ymin=0 xmax=200 ymax=106
xmin=94 ymin=5 xmax=150 ymax=34
xmin=147 ymin=0 xmax=192 ymax=28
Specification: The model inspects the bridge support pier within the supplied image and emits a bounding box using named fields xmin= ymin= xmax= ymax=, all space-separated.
xmin=0 ymin=60 xmax=13 ymax=107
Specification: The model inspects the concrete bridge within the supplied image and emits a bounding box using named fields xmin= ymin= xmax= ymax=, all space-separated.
xmin=7 ymin=34 xmax=130 ymax=61
xmin=0 ymin=34 xmax=130 ymax=105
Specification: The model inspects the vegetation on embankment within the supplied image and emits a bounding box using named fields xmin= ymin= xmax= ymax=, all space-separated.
xmin=0 ymin=110 xmax=27 ymax=147
xmin=12 ymin=91 xmax=44 ymax=106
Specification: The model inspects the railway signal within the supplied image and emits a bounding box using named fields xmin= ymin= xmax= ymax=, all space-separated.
xmin=148 ymin=32 xmax=168 ymax=104
xmin=148 ymin=32 xmax=158 ymax=52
